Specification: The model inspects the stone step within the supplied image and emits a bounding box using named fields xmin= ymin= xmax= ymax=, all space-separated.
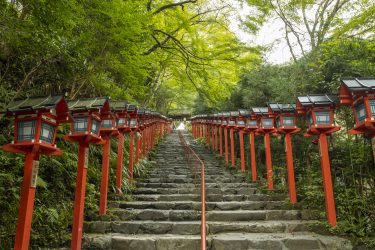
xmin=133 ymin=194 xmax=284 ymax=202
xmin=133 ymin=187 xmax=257 ymax=195
xmin=83 ymin=233 xmax=202 ymax=250
xmin=84 ymin=220 xmax=317 ymax=235
xmin=110 ymin=209 xmax=302 ymax=221
xmin=142 ymin=177 xmax=245 ymax=184
xmin=83 ymin=232 xmax=352 ymax=250
xmin=110 ymin=201 xmax=286 ymax=211
xmin=135 ymin=182 xmax=257 ymax=189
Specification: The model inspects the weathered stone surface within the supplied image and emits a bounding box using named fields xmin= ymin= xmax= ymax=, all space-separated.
xmin=111 ymin=221 xmax=140 ymax=234
xmin=83 ymin=131 xmax=352 ymax=250
xmin=283 ymin=238 xmax=320 ymax=249
xmin=155 ymin=236 xmax=200 ymax=250
xmin=112 ymin=236 xmax=156 ymax=250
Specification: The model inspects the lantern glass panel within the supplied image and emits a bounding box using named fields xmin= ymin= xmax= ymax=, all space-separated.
xmin=91 ymin=119 xmax=100 ymax=135
xmin=307 ymin=113 xmax=313 ymax=127
xmin=282 ymin=116 xmax=295 ymax=127
xmin=74 ymin=117 xmax=88 ymax=132
xmin=262 ymin=118 xmax=273 ymax=128
xmin=40 ymin=122 xmax=55 ymax=144
xmin=130 ymin=118 xmax=137 ymax=127
xmin=355 ymin=102 xmax=366 ymax=123
xmin=237 ymin=120 xmax=245 ymax=126
xmin=17 ymin=120 xmax=36 ymax=141
xmin=229 ymin=120 xmax=235 ymax=126
xmin=247 ymin=120 xmax=257 ymax=127
xmin=101 ymin=119 xmax=113 ymax=128
xmin=222 ymin=120 xmax=227 ymax=125
xmin=117 ymin=118 xmax=126 ymax=126
xmin=315 ymin=112 xmax=331 ymax=125
xmin=370 ymin=100 xmax=375 ymax=117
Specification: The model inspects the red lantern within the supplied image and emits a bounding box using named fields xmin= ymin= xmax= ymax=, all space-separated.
xmin=269 ymin=103 xmax=300 ymax=204
xmin=126 ymin=104 xmax=138 ymax=181
xmin=245 ymin=110 xmax=258 ymax=183
xmin=252 ymin=107 xmax=276 ymax=190
xmin=296 ymin=94 xmax=340 ymax=227
xmin=229 ymin=111 xmax=239 ymax=167
xmin=111 ymin=101 xmax=128 ymax=195
xmin=1 ymin=96 xmax=69 ymax=250
xmin=64 ymin=97 xmax=109 ymax=250
xmin=237 ymin=110 xmax=249 ymax=172
xmin=222 ymin=112 xmax=230 ymax=164
xmin=339 ymin=77 xmax=375 ymax=137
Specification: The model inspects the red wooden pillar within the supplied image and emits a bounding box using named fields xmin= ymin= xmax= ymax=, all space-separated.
xmin=211 ymin=126 xmax=215 ymax=150
xmin=264 ymin=133 xmax=273 ymax=190
xmin=99 ymin=138 xmax=110 ymax=215
xmin=14 ymin=153 xmax=39 ymax=250
xmin=215 ymin=127 xmax=218 ymax=151
xmin=249 ymin=132 xmax=257 ymax=182
xmin=230 ymin=128 xmax=235 ymax=167
xmin=224 ymin=127 xmax=229 ymax=163
xmin=285 ymin=133 xmax=296 ymax=204
xmin=219 ymin=126 xmax=223 ymax=156
xmin=115 ymin=133 xmax=124 ymax=194
xmin=135 ymin=131 xmax=140 ymax=164
xmin=128 ymin=131 xmax=134 ymax=181
xmin=319 ymin=133 xmax=337 ymax=227
xmin=71 ymin=143 xmax=89 ymax=250
xmin=239 ymin=130 xmax=245 ymax=172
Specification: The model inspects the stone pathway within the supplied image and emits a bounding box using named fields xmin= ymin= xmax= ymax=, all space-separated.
xmin=83 ymin=131 xmax=352 ymax=250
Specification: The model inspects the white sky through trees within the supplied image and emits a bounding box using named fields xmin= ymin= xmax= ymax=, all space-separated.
xmin=228 ymin=1 xmax=293 ymax=64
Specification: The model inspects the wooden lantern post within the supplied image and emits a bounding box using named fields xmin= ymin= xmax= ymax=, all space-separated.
xmin=229 ymin=111 xmax=238 ymax=167
xmin=126 ymin=104 xmax=138 ymax=182
xmin=269 ymin=103 xmax=300 ymax=204
xmin=252 ymin=107 xmax=276 ymax=190
xmin=136 ymin=108 xmax=146 ymax=164
xmin=222 ymin=112 xmax=230 ymax=164
xmin=218 ymin=113 xmax=223 ymax=157
xmin=210 ymin=115 xmax=215 ymax=151
xmin=339 ymin=78 xmax=375 ymax=161
xmin=246 ymin=110 xmax=259 ymax=182
xmin=1 ymin=96 xmax=69 ymax=250
xmin=237 ymin=110 xmax=248 ymax=172
xmin=64 ymin=97 xmax=109 ymax=250
xmin=98 ymin=103 xmax=119 ymax=216
xmin=296 ymin=94 xmax=340 ymax=227
xmin=111 ymin=101 xmax=130 ymax=195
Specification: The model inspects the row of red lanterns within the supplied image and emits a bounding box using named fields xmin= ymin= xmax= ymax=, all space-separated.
xmin=1 ymin=96 xmax=172 ymax=250
xmin=191 ymin=77 xmax=375 ymax=228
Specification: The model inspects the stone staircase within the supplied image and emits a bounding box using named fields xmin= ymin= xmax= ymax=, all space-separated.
xmin=83 ymin=131 xmax=352 ymax=250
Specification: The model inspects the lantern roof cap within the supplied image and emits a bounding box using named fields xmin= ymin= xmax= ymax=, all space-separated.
xmin=110 ymin=100 xmax=128 ymax=111
xmin=341 ymin=77 xmax=375 ymax=92
xmin=68 ymin=97 xmax=109 ymax=111
xmin=5 ymin=95 xmax=68 ymax=114
xmin=297 ymin=94 xmax=338 ymax=107
xmin=268 ymin=103 xmax=296 ymax=113
xmin=239 ymin=109 xmax=250 ymax=116
xmin=137 ymin=108 xmax=146 ymax=115
xmin=126 ymin=104 xmax=137 ymax=113
xmin=251 ymin=107 xmax=269 ymax=115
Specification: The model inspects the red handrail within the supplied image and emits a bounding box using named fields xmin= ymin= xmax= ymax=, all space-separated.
xmin=178 ymin=130 xmax=206 ymax=250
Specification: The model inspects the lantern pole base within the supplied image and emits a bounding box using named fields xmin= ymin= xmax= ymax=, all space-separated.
xmin=99 ymin=138 xmax=111 ymax=215
xmin=71 ymin=143 xmax=89 ymax=250
xmin=14 ymin=152 xmax=39 ymax=250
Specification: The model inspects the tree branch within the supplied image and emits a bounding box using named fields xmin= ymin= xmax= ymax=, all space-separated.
xmin=153 ymin=0 xmax=197 ymax=15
